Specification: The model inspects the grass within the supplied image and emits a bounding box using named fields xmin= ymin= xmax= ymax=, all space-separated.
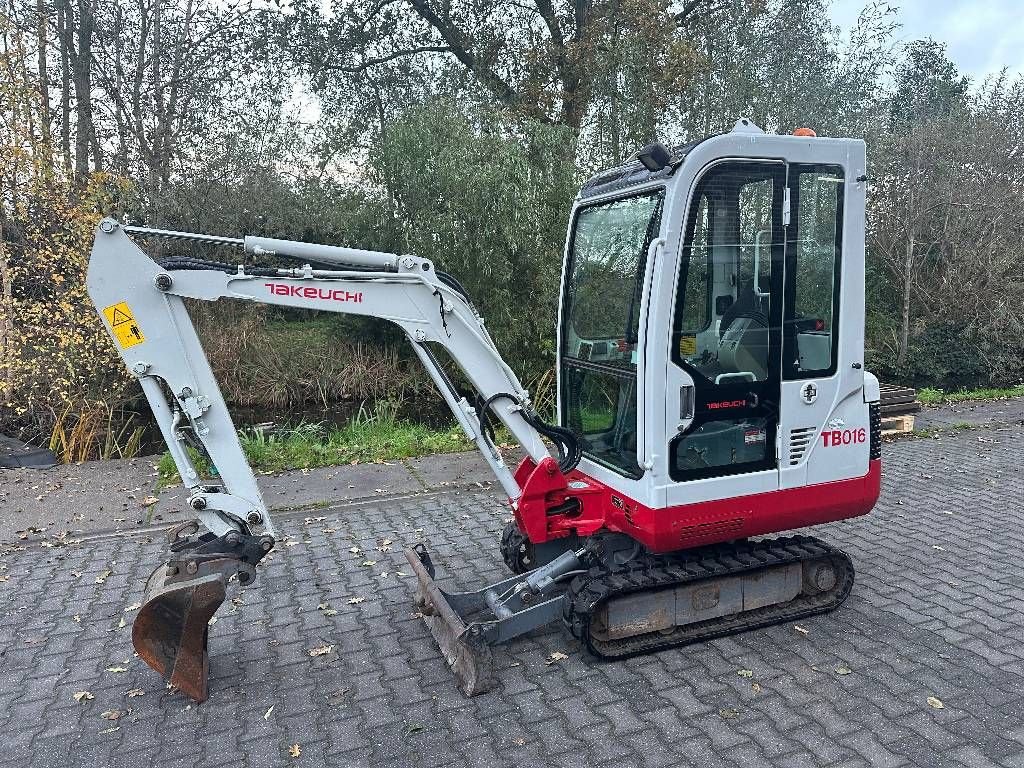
xmin=49 ymin=400 xmax=146 ymax=463
xmin=156 ymin=404 xmax=477 ymax=487
xmin=917 ymin=384 xmax=1024 ymax=405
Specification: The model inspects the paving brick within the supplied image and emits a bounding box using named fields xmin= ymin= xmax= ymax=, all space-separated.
xmin=1 ymin=427 xmax=1022 ymax=766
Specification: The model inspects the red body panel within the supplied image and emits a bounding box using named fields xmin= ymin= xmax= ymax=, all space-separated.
xmin=513 ymin=458 xmax=881 ymax=554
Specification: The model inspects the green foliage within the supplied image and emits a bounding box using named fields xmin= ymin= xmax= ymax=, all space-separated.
xmin=369 ymin=101 xmax=579 ymax=377
xmin=12 ymin=0 xmax=1024 ymax=464
xmin=917 ymin=385 xmax=1024 ymax=405
xmin=157 ymin=407 xmax=474 ymax=486
xmin=890 ymin=38 xmax=970 ymax=128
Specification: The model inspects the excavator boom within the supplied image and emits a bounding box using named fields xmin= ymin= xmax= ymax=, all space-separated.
xmin=87 ymin=219 xmax=574 ymax=700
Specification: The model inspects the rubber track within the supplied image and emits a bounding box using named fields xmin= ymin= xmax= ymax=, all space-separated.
xmin=563 ymin=535 xmax=855 ymax=659
xmin=500 ymin=521 xmax=532 ymax=575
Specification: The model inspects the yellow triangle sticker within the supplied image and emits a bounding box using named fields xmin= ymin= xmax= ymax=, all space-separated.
xmin=102 ymin=302 xmax=145 ymax=349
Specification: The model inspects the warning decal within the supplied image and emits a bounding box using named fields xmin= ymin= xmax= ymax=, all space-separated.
xmin=678 ymin=335 xmax=697 ymax=357
xmin=102 ymin=301 xmax=146 ymax=349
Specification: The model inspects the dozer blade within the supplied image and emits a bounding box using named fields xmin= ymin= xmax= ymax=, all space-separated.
xmin=405 ymin=545 xmax=496 ymax=696
xmin=132 ymin=562 xmax=230 ymax=703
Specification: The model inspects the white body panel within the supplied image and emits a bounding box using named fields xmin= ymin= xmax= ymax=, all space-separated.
xmin=557 ymin=123 xmax=875 ymax=511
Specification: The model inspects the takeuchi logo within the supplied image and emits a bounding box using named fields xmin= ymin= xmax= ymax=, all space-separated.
xmin=264 ymin=283 xmax=363 ymax=303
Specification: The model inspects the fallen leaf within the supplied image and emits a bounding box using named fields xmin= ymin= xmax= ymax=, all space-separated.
xmin=140 ymin=496 xmax=159 ymax=507
xmin=125 ymin=689 xmax=145 ymax=698
xmin=407 ymin=724 xmax=424 ymax=734
xmin=289 ymin=744 xmax=301 ymax=758
xmin=927 ymin=696 xmax=944 ymax=709
xmin=117 ymin=617 xmax=126 ymax=629
xmin=737 ymin=669 xmax=753 ymax=678
xmin=719 ymin=708 xmax=739 ymax=719
xmin=98 ymin=726 xmax=120 ymax=734
xmin=347 ymin=597 xmax=365 ymax=604
xmin=73 ymin=615 xmax=81 ymax=623
xmin=100 ymin=710 xmax=122 ymax=720
xmin=106 ymin=666 xmax=128 ymax=673
xmin=360 ymin=560 xmax=377 ymax=567
xmin=751 ymin=683 xmax=763 ymax=694
xmin=95 ymin=569 xmax=113 ymax=584
xmin=545 ymin=651 xmax=569 ymax=665
xmin=348 ymin=546 xmax=361 ymax=554
xmin=124 ymin=603 xmax=142 ymax=612
xmin=264 ymin=706 xmax=274 ymax=720
xmin=794 ymin=625 xmax=809 ymax=635
xmin=513 ymin=737 xmax=526 ymax=746
xmin=835 ymin=666 xmax=853 ymax=676
xmin=74 ymin=691 xmax=94 ymax=702
xmin=309 ymin=644 xmax=335 ymax=657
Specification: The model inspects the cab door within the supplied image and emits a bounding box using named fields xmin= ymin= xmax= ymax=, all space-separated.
xmin=664 ymin=160 xmax=787 ymax=498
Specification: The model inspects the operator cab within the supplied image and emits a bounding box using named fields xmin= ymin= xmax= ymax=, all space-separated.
xmin=559 ymin=119 xmax=872 ymax=528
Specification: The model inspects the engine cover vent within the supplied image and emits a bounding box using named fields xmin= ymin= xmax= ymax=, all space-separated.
xmin=788 ymin=426 xmax=815 ymax=465
xmin=677 ymin=517 xmax=744 ymax=544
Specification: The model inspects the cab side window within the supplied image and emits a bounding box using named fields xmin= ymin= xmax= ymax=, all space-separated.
xmin=784 ymin=166 xmax=843 ymax=378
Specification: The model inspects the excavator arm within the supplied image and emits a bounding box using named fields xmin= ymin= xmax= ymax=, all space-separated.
xmin=87 ymin=219 xmax=582 ymax=700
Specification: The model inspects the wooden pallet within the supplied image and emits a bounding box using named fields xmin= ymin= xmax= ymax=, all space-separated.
xmin=878 ymin=382 xmax=920 ymax=435
xmin=878 ymin=383 xmax=921 ymax=416
xmin=880 ymin=412 xmax=915 ymax=435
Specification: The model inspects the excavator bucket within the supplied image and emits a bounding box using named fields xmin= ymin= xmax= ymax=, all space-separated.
xmin=132 ymin=563 xmax=229 ymax=702
xmin=130 ymin=524 xmax=273 ymax=702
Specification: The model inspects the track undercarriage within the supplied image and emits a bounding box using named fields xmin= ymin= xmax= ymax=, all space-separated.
xmin=409 ymin=529 xmax=854 ymax=695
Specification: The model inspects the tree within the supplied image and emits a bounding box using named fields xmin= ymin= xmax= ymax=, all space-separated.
xmin=1 ymin=10 xmax=131 ymax=453
xmin=368 ymin=100 xmax=578 ymax=375
xmin=89 ymin=0 xmax=271 ymax=223
xmin=284 ymin=0 xmax=724 ymax=152
xmin=870 ymin=39 xmax=969 ymax=369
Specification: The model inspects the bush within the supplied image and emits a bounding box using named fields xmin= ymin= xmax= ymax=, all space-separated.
xmin=369 ymin=101 xmax=579 ymax=379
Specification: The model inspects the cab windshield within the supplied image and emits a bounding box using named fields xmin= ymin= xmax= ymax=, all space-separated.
xmin=560 ymin=190 xmax=664 ymax=477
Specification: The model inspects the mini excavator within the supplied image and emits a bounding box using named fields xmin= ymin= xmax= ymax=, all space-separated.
xmin=87 ymin=119 xmax=881 ymax=701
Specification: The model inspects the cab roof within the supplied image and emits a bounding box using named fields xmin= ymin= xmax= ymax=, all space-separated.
xmin=578 ymin=138 xmax=706 ymax=200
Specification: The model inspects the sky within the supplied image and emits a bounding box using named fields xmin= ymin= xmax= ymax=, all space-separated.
xmin=828 ymin=0 xmax=1024 ymax=80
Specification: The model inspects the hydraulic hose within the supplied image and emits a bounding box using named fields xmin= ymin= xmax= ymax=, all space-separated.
xmin=476 ymin=392 xmax=581 ymax=475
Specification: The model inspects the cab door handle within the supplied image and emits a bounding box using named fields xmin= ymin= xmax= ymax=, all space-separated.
xmin=679 ymin=384 xmax=695 ymax=421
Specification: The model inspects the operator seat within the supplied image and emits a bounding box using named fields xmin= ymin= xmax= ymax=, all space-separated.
xmin=719 ymin=288 xmax=767 ymax=339
xmin=717 ymin=288 xmax=769 ymax=379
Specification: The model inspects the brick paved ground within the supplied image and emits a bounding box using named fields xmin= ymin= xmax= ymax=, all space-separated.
xmin=1 ymin=426 xmax=1022 ymax=768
